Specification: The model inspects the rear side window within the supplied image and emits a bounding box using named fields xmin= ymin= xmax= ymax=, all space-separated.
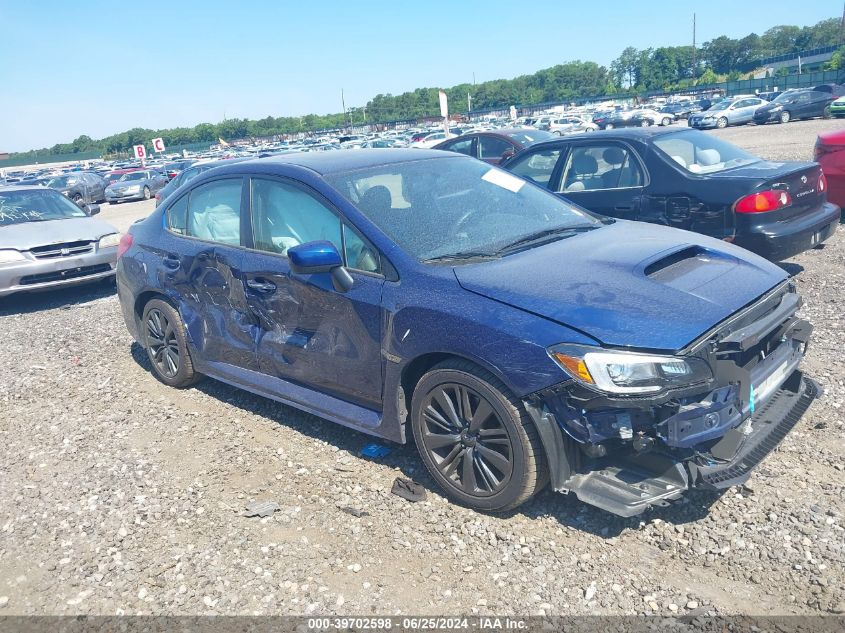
xmin=186 ymin=179 xmax=243 ymax=245
xmin=479 ymin=136 xmax=513 ymax=160
xmin=166 ymin=195 xmax=189 ymax=235
xmin=442 ymin=137 xmax=474 ymax=156
xmin=506 ymin=149 xmax=561 ymax=187
xmin=559 ymin=144 xmax=643 ymax=192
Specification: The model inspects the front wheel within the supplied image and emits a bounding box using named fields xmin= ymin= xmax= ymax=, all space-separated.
xmin=143 ymin=186 xmax=151 ymax=200
xmin=661 ymin=117 xmax=672 ymax=126
xmin=142 ymin=299 xmax=202 ymax=388
xmin=823 ymin=105 xmax=832 ymax=119
xmin=779 ymin=110 xmax=791 ymax=124
xmin=72 ymin=193 xmax=84 ymax=205
xmin=716 ymin=117 xmax=728 ymax=129
xmin=410 ymin=360 xmax=547 ymax=512
xmin=605 ymin=123 xmax=614 ymax=129
xmin=640 ymin=118 xmax=651 ymax=127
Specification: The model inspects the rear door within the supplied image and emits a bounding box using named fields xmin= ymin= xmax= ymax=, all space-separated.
xmin=160 ymin=177 xmax=257 ymax=370
xmin=550 ymin=141 xmax=646 ymax=220
xmin=240 ymin=176 xmax=386 ymax=409
xmin=436 ymin=136 xmax=476 ymax=158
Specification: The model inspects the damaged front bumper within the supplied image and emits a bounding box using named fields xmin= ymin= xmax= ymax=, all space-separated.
xmin=525 ymin=283 xmax=821 ymax=517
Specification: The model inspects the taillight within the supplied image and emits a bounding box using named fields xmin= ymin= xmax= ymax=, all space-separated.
xmin=735 ymin=190 xmax=792 ymax=213
xmin=117 ymin=233 xmax=133 ymax=258
xmin=819 ymin=173 xmax=827 ymax=192
xmin=155 ymin=192 xmax=161 ymax=200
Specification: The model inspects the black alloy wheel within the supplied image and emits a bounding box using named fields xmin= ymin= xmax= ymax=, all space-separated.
xmin=411 ymin=360 xmax=547 ymax=512
xmin=142 ymin=298 xmax=201 ymax=388
xmin=419 ymin=382 xmax=513 ymax=497
xmin=146 ymin=307 xmax=179 ymax=378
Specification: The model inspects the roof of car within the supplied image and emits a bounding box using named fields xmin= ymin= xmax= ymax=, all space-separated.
xmin=228 ymin=148 xmax=455 ymax=176
xmin=527 ymin=127 xmax=686 ymax=147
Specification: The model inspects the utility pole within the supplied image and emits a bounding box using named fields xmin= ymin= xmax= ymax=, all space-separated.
xmin=341 ymin=88 xmax=348 ymax=130
xmin=692 ymin=13 xmax=697 ymax=81
xmin=467 ymin=92 xmax=472 ymax=113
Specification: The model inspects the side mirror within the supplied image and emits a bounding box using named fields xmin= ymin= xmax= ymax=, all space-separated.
xmin=85 ymin=204 xmax=100 ymax=216
xmin=501 ymin=149 xmax=515 ymax=162
xmin=288 ymin=241 xmax=353 ymax=292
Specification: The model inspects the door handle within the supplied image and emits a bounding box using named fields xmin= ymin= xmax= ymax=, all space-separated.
xmin=162 ymin=254 xmax=181 ymax=269
xmin=246 ymin=278 xmax=277 ymax=293
xmin=614 ymin=204 xmax=634 ymax=211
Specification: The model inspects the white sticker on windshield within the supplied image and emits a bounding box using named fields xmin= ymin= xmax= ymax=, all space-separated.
xmin=482 ymin=168 xmax=525 ymax=193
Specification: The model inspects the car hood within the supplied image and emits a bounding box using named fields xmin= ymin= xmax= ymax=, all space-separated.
xmin=452 ymin=221 xmax=786 ymax=351
xmin=0 ymin=217 xmax=119 ymax=251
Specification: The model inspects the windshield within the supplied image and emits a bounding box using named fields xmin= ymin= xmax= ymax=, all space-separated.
xmin=505 ymin=130 xmax=554 ymax=144
xmin=45 ymin=175 xmax=77 ymax=189
xmin=0 ymin=189 xmax=89 ymax=226
xmin=326 ymin=156 xmax=600 ymax=261
xmin=653 ymin=129 xmax=760 ymax=175
xmin=118 ymin=172 xmax=147 ymax=182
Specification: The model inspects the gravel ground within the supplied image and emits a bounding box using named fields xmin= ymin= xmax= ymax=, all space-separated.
xmin=0 ymin=119 xmax=843 ymax=617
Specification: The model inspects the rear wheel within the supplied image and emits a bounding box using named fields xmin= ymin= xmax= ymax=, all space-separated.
xmin=410 ymin=359 xmax=547 ymax=512
xmin=716 ymin=117 xmax=728 ymax=129
xmin=141 ymin=299 xmax=201 ymax=388
xmin=661 ymin=116 xmax=672 ymax=126
xmin=779 ymin=110 xmax=791 ymax=124
xmin=640 ymin=118 xmax=651 ymax=127
xmin=823 ymin=104 xmax=832 ymax=119
xmin=605 ymin=123 xmax=614 ymax=129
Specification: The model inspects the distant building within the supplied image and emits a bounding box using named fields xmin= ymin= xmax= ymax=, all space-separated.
xmin=0 ymin=153 xmax=9 ymax=161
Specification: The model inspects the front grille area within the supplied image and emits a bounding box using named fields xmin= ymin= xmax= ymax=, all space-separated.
xmin=19 ymin=264 xmax=112 ymax=286
xmin=699 ymin=373 xmax=818 ymax=488
xmin=29 ymin=241 xmax=94 ymax=259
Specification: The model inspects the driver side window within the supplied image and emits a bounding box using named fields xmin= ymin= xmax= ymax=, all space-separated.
xmin=250 ymin=178 xmax=380 ymax=274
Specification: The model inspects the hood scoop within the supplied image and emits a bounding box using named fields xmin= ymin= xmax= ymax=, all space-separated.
xmin=641 ymin=245 xmax=740 ymax=292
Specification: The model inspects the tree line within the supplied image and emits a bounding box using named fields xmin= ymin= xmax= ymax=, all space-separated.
xmin=12 ymin=17 xmax=842 ymax=161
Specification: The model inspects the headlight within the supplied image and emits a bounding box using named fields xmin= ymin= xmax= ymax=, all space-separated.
xmin=98 ymin=233 xmax=121 ymax=249
xmin=548 ymin=344 xmax=713 ymax=394
xmin=0 ymin=249 xmax=27 ymax=264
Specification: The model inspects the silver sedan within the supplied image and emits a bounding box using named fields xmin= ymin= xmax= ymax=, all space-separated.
xmin=105 ymin=169 xmax=169 ymax=204
xmin=0 ymin=186 xmax=120 ymax=297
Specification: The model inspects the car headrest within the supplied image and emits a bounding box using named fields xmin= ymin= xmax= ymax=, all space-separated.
xmin=572 ymin=154 xmax=598 ymax=175
xmin=697 ymin=149 xmax=721 ymax=166
xmin=359 ymin=185 xmax=392 ymax=214
xmin=602 ymin=147 xmax=625 ymax=166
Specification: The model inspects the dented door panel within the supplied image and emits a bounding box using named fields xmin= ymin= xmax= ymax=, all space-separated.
xmin=240 ymin=251 xmax=386 ymax=409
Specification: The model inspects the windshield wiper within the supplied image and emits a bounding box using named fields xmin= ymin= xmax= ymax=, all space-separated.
xmin=496 ymin=225 xmax=598 ymax=254
xmin=423 ymin=250 xmax=500 ymax=263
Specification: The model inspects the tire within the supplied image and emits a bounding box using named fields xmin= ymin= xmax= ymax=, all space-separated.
xmin=605 ymin=123 xmax=614 ymax=129
xmin=410 ymin=359 xmax=547 ymax=512
xmin=141 ymin=298 xmax=202 ymax=388
xmin=716 ymin=117 xmax=728 ymax=129
xmin=72 ymin=193 xmax=84 ymax=205
xmin=779 ymin=110 xmax=790 ymax=124
xmin=109 ymin=201 xmax=118 ymax=205
xmin=143 ymin=186 xmax=151 ymax=200
xmin=661 ymin=117 xmax=672 ymax=126
xmin=823 ymin=105 xmax=832 ymax=119
xmin=640 ymin=118 xmax=650 ymax=127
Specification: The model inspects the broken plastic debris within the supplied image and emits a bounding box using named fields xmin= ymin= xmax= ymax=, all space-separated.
xmin=360 ymin=443 xmax=391 ymax=459
xmin=391 ymin=477 xmax=426 ymax=502
xmin=243 ymin=500 xmax=280 ymax=518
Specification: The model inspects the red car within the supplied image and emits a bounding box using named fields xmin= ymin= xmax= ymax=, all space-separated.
xmin=815 ymin=130 xmax=845 ymax=208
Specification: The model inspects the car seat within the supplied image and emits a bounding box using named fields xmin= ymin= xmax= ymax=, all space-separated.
xmin=564 ymin=154 xmax=599 ymax=191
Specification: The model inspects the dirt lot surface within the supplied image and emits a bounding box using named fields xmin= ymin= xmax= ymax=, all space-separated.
xmin=0 ymin=119 xmax=843 ymax=617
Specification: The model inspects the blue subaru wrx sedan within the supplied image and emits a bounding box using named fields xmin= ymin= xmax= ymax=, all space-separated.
xmin=116 ymin=149 xmax=819 ymax=516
